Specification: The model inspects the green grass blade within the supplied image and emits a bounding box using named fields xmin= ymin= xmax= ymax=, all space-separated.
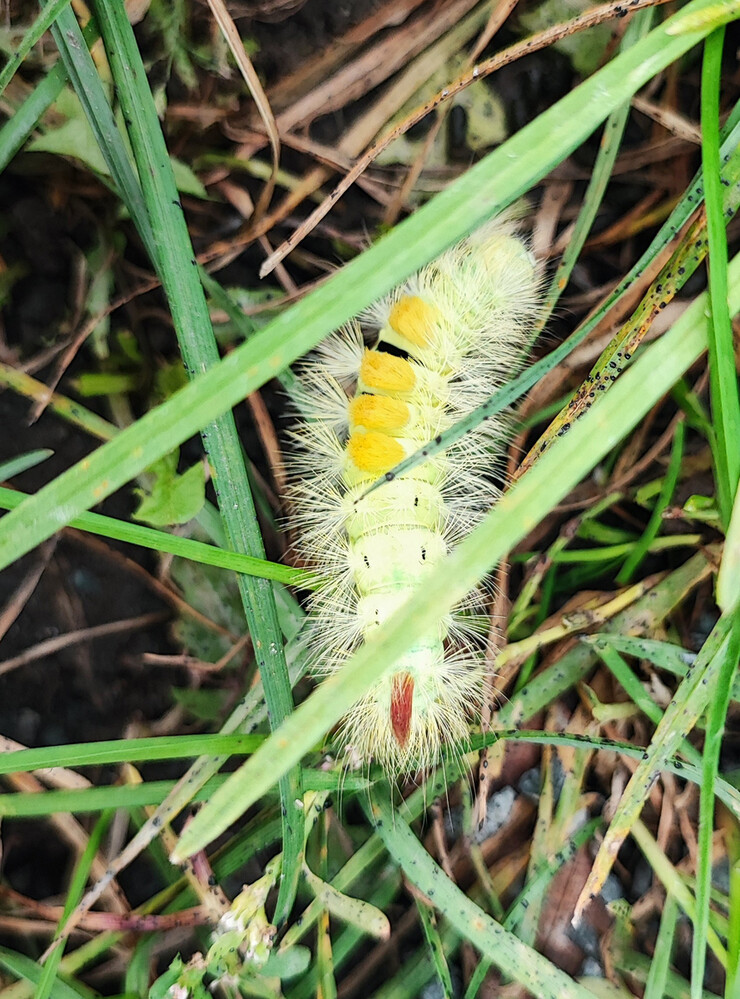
xmin=45 ymin=2 xmax=156 ymax=262
xmin=544 ymin=533 xmax=698 ymax=563
xmin=719 ymin=485 xmax=740 ymax=612
xmin=632 ymin=820 xmax=727 ymax=967
xmin=692 ymin=615 xmax=740 ymax=997
xmin=586 ymin=642 xmax=703 ymax=763
xmin=463 ymin=958 xmax=493 ymax=999
xmin=500 ymin=551 xmax=714 ymax=731
xmin=0 ymin=771 xmax=365 ymax=818
xmin=0 ymin=780 xmax=228 ymax=818
xmin=0 ymin=0 xmax=71 ymax=98
xmin=727 ymin=818 xmax=740 ymax=998
xmin=539 ymin=92 xmax=630 ymax=323
xmin=0 ymin=58 xmax=65 ymax=171
xmin=0 ymin=361 xmax=118 ymax=441
xmin=487 ymin=731 xmax=740 ymax=814
xmin=504 ymin=818 xmax=601 ymax=935
xmin=171 ymin=253 xmax=732 ymax=863
xmin=587 ymin=633 xmax=701 ymax=675
xmin=285 ymin=874 xmax=401 ymax=999
xmin=301 ymin=864 xmax=390 ymax=940
xmin=62 ymin=636 xmax=311 ymax=930
xmin=644 ymin=894 xmax=680 ymax=999
xmin=0 ymin=0 xmax=723 ymax=572
xmin=367 ymin=788 xmax=595 ymax=999
xmin=0 ymin=485 xmax=307 ymax=584
xmin=368 ymin=924 xmax=461 ymax=999
xmin=0 ymin=733 xmax=263 ymax=775
xmin=0 ymin=10 xmax=104 ymax=174
xmin=0 ymin=451 xmax=52 ymax=480
xmin=667 ymin=0 xmax=740 ymax=33
xmin=617 ymin=420 xmax=685 ymax=583
xmin=36 ymin=810 xmax=113 ymax=999
xmin=90 ymin=0 xmax=303 ymax=919
xmin=415 ymin=900 xmax=454 ymax=998
xmin=701 ymin=27 xmax=740 ymax=527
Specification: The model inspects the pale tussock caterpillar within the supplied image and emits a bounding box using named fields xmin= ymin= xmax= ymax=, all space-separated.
xmin=286 ymin=213 xmax=543 ymax=777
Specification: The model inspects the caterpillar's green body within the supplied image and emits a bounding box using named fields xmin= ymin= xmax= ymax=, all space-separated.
xmin=288 ymin=215 xmax=541 ymax=775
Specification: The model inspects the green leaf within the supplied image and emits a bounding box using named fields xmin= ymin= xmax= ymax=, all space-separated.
xmin=169 ymin=554 xmax=245 ymax=661
xmin=171 ymin=687 xmax=231 ymax=721
xmin=133 ymin=451 xmax=205 ymax=526
xmin=148 ymin=957 xmax=186 ymax=999
xmin=72 ymin=372 xmax=141 ymax=396
xmin=26 ymin=94 xmax=209 ymax=200
xmin=171 ymin=156 xmax=208 ymax=198
xmin=27 ymin=105 xmax=109 ymax=174
xmin=302 ymin=865 xmax=391 ymax=940
xmin=262 ymin=944 xmax=311 ymax=980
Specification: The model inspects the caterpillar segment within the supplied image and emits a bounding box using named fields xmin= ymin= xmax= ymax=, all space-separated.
xmin=287 ymin=215 xmax=542 ymax=776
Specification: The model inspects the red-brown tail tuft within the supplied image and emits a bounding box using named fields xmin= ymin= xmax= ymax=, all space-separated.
xmin=390 ymin=672 xmax=414 ymax=747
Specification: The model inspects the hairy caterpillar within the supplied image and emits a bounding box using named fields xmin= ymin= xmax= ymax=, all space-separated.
xmin=287 ymin=214 xmax=542 ymax=776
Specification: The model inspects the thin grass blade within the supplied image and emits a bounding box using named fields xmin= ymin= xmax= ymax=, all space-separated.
xmin=701 ymin=27 xmax=740 ymax=526
xmin=88 ymin=0 xmax=304 ymax=919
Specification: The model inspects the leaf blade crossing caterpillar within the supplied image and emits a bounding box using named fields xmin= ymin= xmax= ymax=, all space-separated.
xmin=287 ymin=213 xmax=543 ymax=777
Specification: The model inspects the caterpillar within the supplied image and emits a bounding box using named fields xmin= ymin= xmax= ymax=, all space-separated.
xmin=287 ymin=213 xmax=542 ymax=777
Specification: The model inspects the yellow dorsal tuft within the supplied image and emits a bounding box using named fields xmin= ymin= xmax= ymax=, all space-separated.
xmin=349 ymin=395 xmax=410 ymax=434
xmin=388 ymin=295 xmax=439 ymax=348
xmin=347 ymin=430 xmax=405 ymax=474
xmin=359 ymin=350 xmax=416 ymax=395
